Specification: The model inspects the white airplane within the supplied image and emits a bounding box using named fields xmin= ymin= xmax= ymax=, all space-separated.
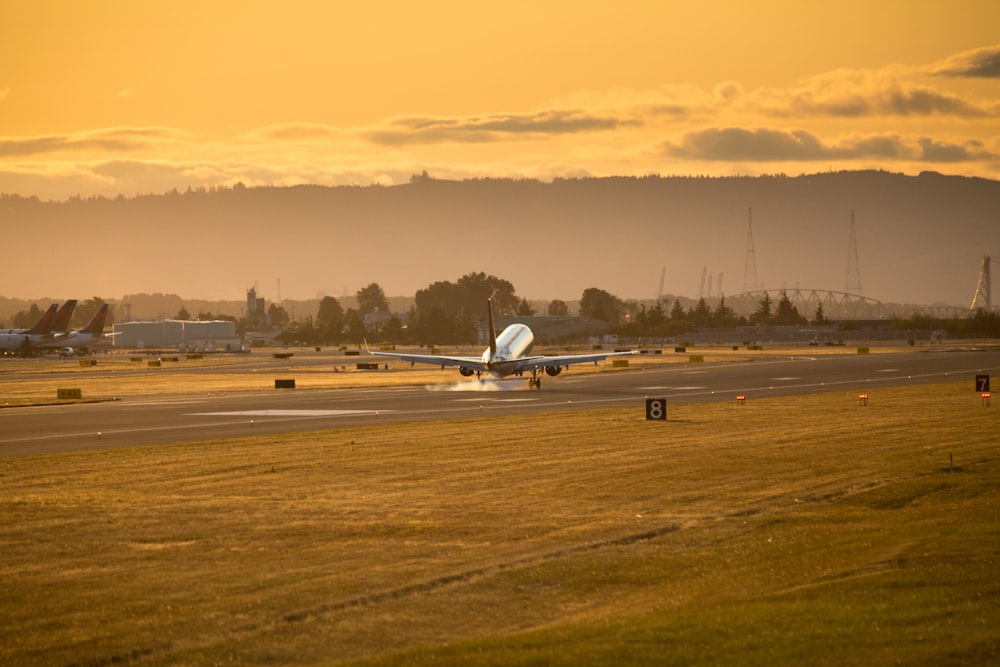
xmin=0 ymin=303 xmax=59 ymax=353
xmin=367 ymin=299 xmax=636 ymax=388
xmin=40 ymin=303 xmax=112 ymax=351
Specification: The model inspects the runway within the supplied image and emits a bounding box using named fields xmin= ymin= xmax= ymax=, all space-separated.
xmin=3 ymin=347 xmax=999 ymax=457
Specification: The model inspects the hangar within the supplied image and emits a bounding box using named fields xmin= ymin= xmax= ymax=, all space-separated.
xmin=112 ymin=320 xmax=244 ymax=352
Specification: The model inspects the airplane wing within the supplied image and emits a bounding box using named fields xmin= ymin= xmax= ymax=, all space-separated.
xmin=367 ymin=348 xmax=488 ymax=372
xmin=502 ymin=350 xmax=636 ymax=374
xmin=369 ymin=346 xmax=635 ymax=377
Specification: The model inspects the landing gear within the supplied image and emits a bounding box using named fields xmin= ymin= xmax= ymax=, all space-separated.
xmin=528 ymin=371 xmax=541 ymax=389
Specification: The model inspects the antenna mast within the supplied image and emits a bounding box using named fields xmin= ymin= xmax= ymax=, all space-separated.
xmin=846 ymin=210 xmax=862 ymax=294
xmin=743 ymin=207 xmax=759 ymax=292
xmin=969 ymin=255 xmax=992 ymax=313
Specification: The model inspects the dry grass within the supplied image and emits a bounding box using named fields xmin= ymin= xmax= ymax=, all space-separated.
xmin=1 ymin=380 xmax=997 ymax=665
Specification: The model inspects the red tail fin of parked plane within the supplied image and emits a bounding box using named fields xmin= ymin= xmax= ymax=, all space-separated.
xmin=50 ymin=300 xmax=78 ymax=334
xmin=24 ymin=304 xmax=58 ymax=336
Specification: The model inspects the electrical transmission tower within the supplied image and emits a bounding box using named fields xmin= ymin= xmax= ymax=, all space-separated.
xmin=969 ymin=255 xmax=992 ymax=313
xmin=743 ymin=207 xmax=759 ymax=293
xmin=845 ymin=210 xmax=862 ymax=294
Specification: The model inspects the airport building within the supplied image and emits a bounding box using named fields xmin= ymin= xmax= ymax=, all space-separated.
xmin=113 ymin=320 xmax=244 ymax=352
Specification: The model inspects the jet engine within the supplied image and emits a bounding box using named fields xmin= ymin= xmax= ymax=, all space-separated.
xmin=545 ymin=365 xmax=563 ymax=377
xmin=459 ymin=366 xmax=476 ymax=377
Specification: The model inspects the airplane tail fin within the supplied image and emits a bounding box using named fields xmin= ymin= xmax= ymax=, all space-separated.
xmin=51 ymin=300 xmax=78 ymax=333
xmin=26 ymin=304 xmax=58 ymax=336
xmin=487 ymin=298 xmax=498 ymax=359
xmin=80 ymin=304 xmax=109 ymax=335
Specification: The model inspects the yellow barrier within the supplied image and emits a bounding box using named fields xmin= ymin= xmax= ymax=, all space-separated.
xmin=148 ymin=360 xmax=161 ymax=367
xmin=613 ymin=359 xmax=629 ymax=368
xmin=689 ymin=355 xmax=705 ymax=362
xmin=857 ymin=347 xmax=870 ymax=354
xmin=57 ymin=388 xmax=82 ymax=399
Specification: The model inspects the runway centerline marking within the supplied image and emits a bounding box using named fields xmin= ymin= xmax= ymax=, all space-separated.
xmin=451 ymin=398 xmax=537 ymax=403
xmin=191 ymin=409 xmax=384 ymax=417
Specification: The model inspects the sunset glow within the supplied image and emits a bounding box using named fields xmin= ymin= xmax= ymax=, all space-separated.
xmin=2 ymin=1 xmax=998 ymax=199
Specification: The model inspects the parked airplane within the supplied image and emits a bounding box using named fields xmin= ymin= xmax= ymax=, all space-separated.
xmin=367 ymin=299 xmax=636 ymax=388
xmin=40 ymin=303 xmax=112 ymax=352
xmin=0 ymin=304 xmax=59 ymax=353
xmin=49 ymin=299 xmax=78 ymax=335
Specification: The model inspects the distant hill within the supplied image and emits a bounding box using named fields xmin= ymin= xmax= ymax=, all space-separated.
xmin=2 ymin=171 xmax=998 ymax=319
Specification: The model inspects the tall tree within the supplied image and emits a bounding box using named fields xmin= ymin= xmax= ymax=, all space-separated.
xmin=690 ymin=298 xmax=712 ymax=327
xmin=316 ymin=296 xmax=345 ymax=341
xmin=774 ymin=291 xmax=806 ymax=325
xmin=547 ymin=299 xmax=569 ymax=316
xmin=752 ymin=293 xmax=773 ymax=325
xmin=356 ymin=283 xmax=389 ymax=316
xmin=645 ymin=300 xmax=666 ymax=328
xmin=267 ymin=303 xmax=289 ymax=327
xmin=713 ymin=296 xmax=738 ymax=327
xmin=669 ymin=299 xmax=686 ymax=322
xmin=455 ymin=272 xmax=517 ymax=316
xmin=412 ymin=273 xmax=521 ymax=343
xmin=579 ymin=288 xmax=623 ymax=323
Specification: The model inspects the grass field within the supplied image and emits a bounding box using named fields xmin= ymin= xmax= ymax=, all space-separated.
xmin=1 ymin=379 xmax=997 ymax=665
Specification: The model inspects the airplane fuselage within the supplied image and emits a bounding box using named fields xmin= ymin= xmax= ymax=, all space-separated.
xmin=484 ymin=323 xmax=534 ymax=375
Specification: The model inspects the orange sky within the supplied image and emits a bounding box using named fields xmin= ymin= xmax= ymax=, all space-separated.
xmin=2 ymin=0 xmax=999 ymax=199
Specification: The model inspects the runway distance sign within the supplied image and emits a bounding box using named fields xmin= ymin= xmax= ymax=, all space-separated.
xmin=645 ymin=398 xmax=667 ymax=421
xmin=976 ymin=374 xmax=990 ymax=392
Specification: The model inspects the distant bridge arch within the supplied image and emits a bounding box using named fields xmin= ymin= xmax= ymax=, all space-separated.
xmin=727 ymin=289 xmax=885 ymax=320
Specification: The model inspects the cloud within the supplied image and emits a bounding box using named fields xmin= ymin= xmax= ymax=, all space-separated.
xmin=663 ymin=127 xmax=994 ymax=164
xmin=246 ymin=123 xmax=342 ymax=141
xmin=917 ymin=138 xmax=991 ymax=162
xmin=929 ymin=44 xmax=1000 ymax=78
xmin=0 ymin=127 xmax=185 ymax=157
xmin=665 ymin=128 xmax=827 ymax=161
xmin=713 ymin=81 xmax=744 ymax=103
xmin=754 ymin=70 xmax=991 ymax=119
xmin=367 ymin=109 xmax=637 ymax=145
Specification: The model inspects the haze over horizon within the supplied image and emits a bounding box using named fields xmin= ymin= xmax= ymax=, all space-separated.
xmin=2 ymin=2 xmax=998 ymax=307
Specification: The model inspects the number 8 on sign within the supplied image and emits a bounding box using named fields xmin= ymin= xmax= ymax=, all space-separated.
xmin=646 ymin=398 xmax=667 ymax=421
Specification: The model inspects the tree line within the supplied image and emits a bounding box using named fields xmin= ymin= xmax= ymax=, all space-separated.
xmin=8 ymin=279 xmax=999 ymax=346
xmin=268 ymin=275 xmax=839 ymax=347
